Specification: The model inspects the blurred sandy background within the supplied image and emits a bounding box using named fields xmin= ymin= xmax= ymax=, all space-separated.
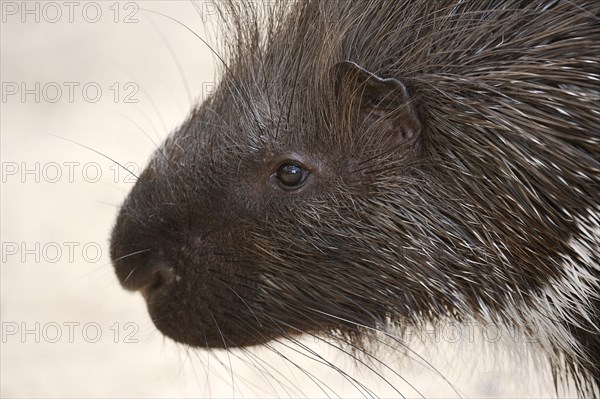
xmin=0 ymin=1 xmax=567 ymax=397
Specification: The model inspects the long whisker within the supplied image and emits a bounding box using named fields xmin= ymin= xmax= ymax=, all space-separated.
xmin=46 ymin=134 xmax=141 ymax=182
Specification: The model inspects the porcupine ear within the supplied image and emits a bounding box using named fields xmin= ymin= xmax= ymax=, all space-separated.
xmin=334 ymin=61 xmax=421 ymax=145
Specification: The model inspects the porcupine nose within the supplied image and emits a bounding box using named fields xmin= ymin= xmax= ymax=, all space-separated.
xmin=112 ymin=248 xmax=176 ymax=299
xmin=109 ymin=187 xmax=179 ymax=299
xmin=135 ymin=263 xmax=176 ymax=300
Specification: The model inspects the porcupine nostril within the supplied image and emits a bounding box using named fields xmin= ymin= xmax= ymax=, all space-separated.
xmin=136 ymin=263 xmax=176 ymax=300
xmin=114 ymin=251 xmax=177 ymax=298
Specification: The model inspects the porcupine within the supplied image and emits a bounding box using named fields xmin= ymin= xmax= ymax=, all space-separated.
xmin=109 ymin=0 xmax=600 ymax=396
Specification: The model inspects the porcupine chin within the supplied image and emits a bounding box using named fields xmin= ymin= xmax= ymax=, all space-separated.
xmin=110 ymin=0 xmax=599 ymax=396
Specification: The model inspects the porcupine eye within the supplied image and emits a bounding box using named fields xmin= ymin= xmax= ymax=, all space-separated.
xmin=275 ymin=162 xmax=308 ymax=190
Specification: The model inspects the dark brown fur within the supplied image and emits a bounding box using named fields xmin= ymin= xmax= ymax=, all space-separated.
xmin=110 ymin=0 xmax=599 ymax=396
